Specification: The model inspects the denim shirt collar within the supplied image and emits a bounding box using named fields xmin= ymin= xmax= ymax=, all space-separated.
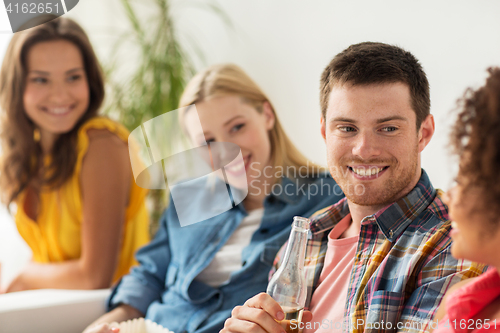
xmin=271 ymin=177 xmax=301 ymax=204
xmin=310 ymin=169 xmax=436 ymax=242
xmin=234 ymin=176 xmax=300 ymax=216
xmin=267 ymin=174 xmax=335 ymax=205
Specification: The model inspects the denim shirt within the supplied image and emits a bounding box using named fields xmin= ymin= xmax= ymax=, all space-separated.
xmin=107 ymin=174 xmax=343 ymax=333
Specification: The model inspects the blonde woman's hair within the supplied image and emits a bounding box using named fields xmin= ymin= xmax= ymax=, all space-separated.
xmin=178 ymin=63 xmax=324 ymax=179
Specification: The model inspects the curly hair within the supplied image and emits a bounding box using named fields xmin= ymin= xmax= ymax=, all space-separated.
xmin=450 ymin=67 xmax=500 ymax=219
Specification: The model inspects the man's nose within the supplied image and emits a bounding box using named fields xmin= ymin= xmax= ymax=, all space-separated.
xmin=351 ymin=131 xmax=381 ymax=159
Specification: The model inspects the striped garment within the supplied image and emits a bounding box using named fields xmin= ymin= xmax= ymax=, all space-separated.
xmin=272 ymin=170 xmax=486 ymax=333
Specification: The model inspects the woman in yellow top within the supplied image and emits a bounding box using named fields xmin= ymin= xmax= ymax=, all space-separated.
xmin=0 ymin=17 xmax=150 ymax=293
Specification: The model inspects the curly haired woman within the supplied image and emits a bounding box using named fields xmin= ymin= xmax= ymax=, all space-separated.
xmin=433 ymin=68 xmax=500 ymax=332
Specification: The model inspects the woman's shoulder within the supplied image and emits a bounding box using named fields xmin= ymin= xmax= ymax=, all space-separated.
xmin=76 ymin=117 xmax=130 ymax=153
xmin=85 ymin=128 xmax=128 ymax=154
xmin=74 ymin=117 xmax=130 ymax=175
xmin=78 ymin=116 xmax=130 ymax=143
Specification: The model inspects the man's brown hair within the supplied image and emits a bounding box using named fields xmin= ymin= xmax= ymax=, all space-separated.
xmin=320 ymin=42 xmax=430 ymax=129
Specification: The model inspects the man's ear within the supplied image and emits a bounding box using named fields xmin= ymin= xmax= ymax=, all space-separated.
xmin=418 ymin=114 xmax=435 ymax=153
xmin=320 ymin=116 xmax=326 ymax=142
xmin=262 ymin=101 xmax=276 ymax=130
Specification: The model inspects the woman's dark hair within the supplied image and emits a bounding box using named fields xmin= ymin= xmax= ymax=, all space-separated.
xmin=450 ymin=67 xmax=500 ymax=219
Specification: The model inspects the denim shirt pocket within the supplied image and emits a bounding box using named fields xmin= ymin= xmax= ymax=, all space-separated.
xmin=365 ymin=290 xmax=403 ymax=333
xmin=260 ymin=244 xmax=282 ymax=266
xmin=166 ymin=262 xmax=179 ymax=287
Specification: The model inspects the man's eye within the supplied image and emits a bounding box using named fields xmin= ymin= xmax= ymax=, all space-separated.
xmin=230 ymin=124 xmax=245 ymax=133
xmin=205 ymin=138 xmax=215 ymax=144
xmin=338 ymin=126 xmax=356 ymax=132
xmin=381 ymin=127 xmax=397 ymax=132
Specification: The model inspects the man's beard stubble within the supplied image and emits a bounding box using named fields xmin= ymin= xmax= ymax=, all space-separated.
xmin=330 ymin=150 xmax=419 ymax=207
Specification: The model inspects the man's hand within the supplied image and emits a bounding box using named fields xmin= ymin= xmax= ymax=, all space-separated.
xmin=221 ymin=293 xmax=313 ymax=333
xmin=83 ymin=323 xmax=119 ymax=333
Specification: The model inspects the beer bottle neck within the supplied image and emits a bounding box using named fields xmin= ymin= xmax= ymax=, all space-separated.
xmin=281 ymin=225 xmax=308 ymax=271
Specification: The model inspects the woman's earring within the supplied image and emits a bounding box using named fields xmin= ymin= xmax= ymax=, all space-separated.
xmin=33 ymin=128 xmax=40 ymax=142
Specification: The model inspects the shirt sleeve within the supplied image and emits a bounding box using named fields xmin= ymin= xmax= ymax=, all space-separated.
xmin=397 ymin=243 xmax=487 ymax=333
xmin=107 ymin=212 xmax=171 ymax=315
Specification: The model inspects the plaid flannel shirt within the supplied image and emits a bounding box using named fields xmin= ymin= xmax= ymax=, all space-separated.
xmin=272 ymin=170 xmax=486 ymax=333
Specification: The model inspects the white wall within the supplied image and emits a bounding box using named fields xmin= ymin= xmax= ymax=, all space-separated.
xmin=0 ymin=206 xmax=31 ymax=289
xmin=2 ymin=0 xmax=500 ymax=192
xmin=69 ymin=0 xmax=500 ymax=190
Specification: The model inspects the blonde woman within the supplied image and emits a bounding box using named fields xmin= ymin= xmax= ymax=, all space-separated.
xmin=84 ymin=64 xmax=344 ymax=333
xmin=0 ymin=17 xmax=150 ymax=292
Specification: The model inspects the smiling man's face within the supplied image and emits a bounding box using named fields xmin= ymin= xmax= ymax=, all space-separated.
xmin=321 ymin=82 xmax=432 ymax=207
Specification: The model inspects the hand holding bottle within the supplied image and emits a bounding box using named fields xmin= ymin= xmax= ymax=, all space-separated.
xmin=221 ymin=217 xmax=313 ymax=333
xmin=266 ymin=217 xmax=310 ymax=333
xmin=221 ymin=292 xmax=313 ymax=333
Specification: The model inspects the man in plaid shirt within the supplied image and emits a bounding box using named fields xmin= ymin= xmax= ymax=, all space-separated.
xmin=221 ymin=42 xmax=486 ymax=333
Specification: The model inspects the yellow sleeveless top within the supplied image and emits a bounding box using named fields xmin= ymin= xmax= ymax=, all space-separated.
xmin=15 ymin=117 xmax=150 ymax=283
